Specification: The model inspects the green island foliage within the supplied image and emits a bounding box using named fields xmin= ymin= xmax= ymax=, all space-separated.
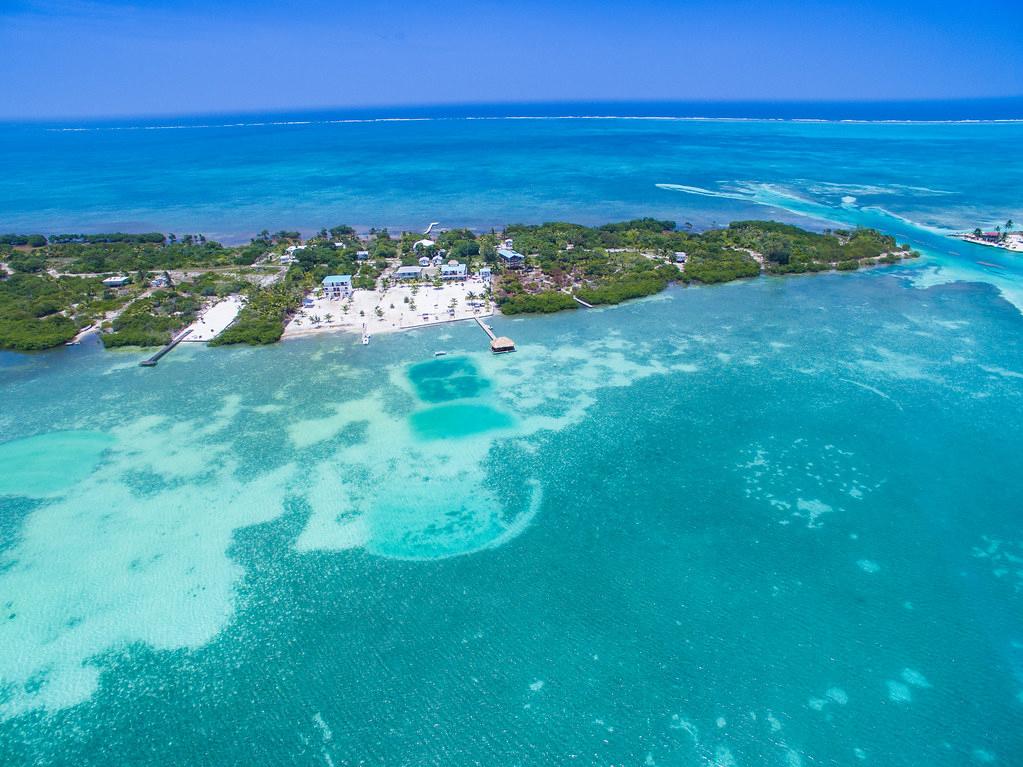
xmin=0 ymin=219 xmax=916 ymax=347
xmin=0 ymin=273 xmax=112 ymax=350
xmin=492 ymin=219 xmax=915 ymax=313
xmin=101 ymin=289 xmax=201 ymax=348
xmin=498 ymin=289 xmax=579 ymax=315
xmin=45 ymin=238 xmax=241 ymax=273
xmin=210 ymin=283 xmax=302 ymax=346
xmin=722 ymin=221 xmax=911 ymax=274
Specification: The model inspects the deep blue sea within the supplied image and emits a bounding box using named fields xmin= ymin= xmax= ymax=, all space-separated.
xmin=1 ymin=103 xmax=1022 ymax=766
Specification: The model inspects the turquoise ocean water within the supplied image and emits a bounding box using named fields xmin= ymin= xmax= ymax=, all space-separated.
xmin=2 ymin=108 xmax=1023 ymax=765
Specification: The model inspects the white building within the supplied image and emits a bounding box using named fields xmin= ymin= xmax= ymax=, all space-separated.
xmin=441 ymin=263 xmax=467 ymax=280
xmin=394 ymin=265 xmax=423 ymax=280
xmin=322 ymin=274 xmax=353 ymax=300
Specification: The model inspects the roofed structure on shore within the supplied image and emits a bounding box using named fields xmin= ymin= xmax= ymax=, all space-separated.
xmin=322 ymin=274 xmax=353 ymax=299
xmin=497 ymin=248 xmax=525 ymax=268
xmin=395 ymin=265 xmax=423 ymax=280
xmin=441 ymin=263 xmax=467 ymax=279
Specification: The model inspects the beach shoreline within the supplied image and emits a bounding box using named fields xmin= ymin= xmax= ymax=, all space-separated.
xmin=281 ymin=275 xmax=494 ymax=340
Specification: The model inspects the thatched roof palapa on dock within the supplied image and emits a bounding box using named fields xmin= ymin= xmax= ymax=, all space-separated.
xmin=490 ymin=336 xmax=516 ymax=353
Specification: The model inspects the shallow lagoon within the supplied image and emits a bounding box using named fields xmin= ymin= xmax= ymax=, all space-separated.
xmin=1 ymin=266 xmax=1022 ymax=765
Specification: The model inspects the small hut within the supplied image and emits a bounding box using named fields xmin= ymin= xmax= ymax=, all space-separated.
xmin=490 ymin=336 xmax=516 ymax=354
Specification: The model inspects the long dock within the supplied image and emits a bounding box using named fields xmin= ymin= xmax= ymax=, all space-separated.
xmin=474 ymin=316 xmax=497 ymax=340
xmin=572 ymin=295 xmax=594 ymax=308
xmin=140 ymin=328 xmax=192 ymax=367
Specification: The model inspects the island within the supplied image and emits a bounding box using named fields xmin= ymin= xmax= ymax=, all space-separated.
xmin=0 ymin=220 xmax=918 ymax=352
xmin=949 ymin=221 xmax=1022 ymax=253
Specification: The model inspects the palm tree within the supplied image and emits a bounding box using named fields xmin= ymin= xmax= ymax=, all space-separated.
xmin=324 ymin=312 xmax=334 ymax=324
xmin=1006 ymin=219 xmax=1015 ymax=237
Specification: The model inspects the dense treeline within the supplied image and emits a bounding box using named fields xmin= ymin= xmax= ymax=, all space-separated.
xmin=49 ymin=233 xmax=167 ymax=245
xmin=499 ymin=291 xmax=579 ymax=314
xmin=723 ymin=221 xmax=910 ymax=273
xmin=0 ymin=234 xmax=48 ymax=247
xmin=101 ymin=290 xmax=201 ymax=348
xmin=48 ymin=240 xmax=240 ymax=273
xmin=210 ymin=284 xmax=302 ymax=345
xmin=0 ymin=273 xmax=113 ymax=350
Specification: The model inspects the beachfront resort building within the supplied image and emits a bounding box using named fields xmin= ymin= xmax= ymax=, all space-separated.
xmin=497 ymin=248 xmax=526 ymax=269
xmin=394 ymin=265 xmax=423 ymax=280
xmin=674 ymin=251 xmax=688 ymax=263
xmin=441 ymin=262 xmax=467 ymax=280
xmin=478 ymin=266 xmax=492 ymax=283
xmin=102 ymin=275 xmax=131 ymax=287
xmin=322 ymin=275 xmax=353 ymax=300
xmin=356 ymin=250 xmax=370 ymax=260
xmin=418 ymin=256 xmax=431 ymax=267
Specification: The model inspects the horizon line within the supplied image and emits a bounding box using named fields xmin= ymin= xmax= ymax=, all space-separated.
xmin=3 ymin=95 xmax=1023 ymax=126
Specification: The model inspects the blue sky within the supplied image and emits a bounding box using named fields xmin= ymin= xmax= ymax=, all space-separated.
xmin=1 ymin=0 xmax=1021 ymax=119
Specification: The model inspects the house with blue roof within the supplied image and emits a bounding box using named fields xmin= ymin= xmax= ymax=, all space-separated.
xmin=497 ymin=248 xmax=525 ymax=269
xmin=322 ymin=274 xmax=353 ymax=300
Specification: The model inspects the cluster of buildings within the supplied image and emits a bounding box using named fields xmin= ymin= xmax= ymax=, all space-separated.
xmin=292 ymin=231 xmax=535 ymax=302
xmin=394 ymin=261 xmax=469 ymax=281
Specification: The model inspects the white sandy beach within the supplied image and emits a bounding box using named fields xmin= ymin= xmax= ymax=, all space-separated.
xmin=183 ymin=295 xmax=245 ymax=341
xmin=282 ymin=277 xmax=493 ymax=339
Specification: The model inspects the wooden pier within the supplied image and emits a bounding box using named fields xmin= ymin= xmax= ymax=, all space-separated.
xmin=572 ymin=295 xmax=594 ymax=308
xmin=474 ymin=316 xmax=515 ymax=353
xmin=139 ymin=328 xmax=192 ymax=367
xmin=474 ymin=316 xmax=497 ymax=340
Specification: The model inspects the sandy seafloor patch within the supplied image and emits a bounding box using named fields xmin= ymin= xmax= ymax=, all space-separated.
xmin=1 ymin=268 xmax=1022 ymax=766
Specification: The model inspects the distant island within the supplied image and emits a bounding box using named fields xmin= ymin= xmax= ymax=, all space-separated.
xmin=950 ymin=220 xmax=1022 ymax=253
xmin=0 ymin=220 xmax=918 ymax=352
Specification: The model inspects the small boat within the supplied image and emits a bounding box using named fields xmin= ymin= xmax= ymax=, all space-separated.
xmin=362 ymin=335 xmax=370 ymax=345
xmin=434 ymin=351 xmax=447 ymax=357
